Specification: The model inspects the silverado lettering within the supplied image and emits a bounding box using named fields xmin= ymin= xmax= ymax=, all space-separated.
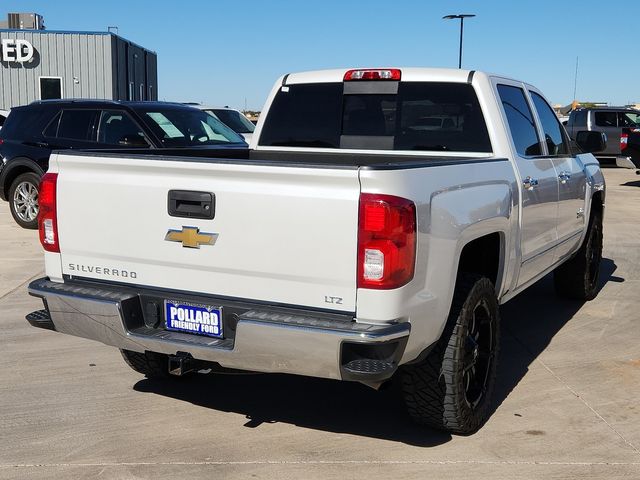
xmin=67 ymin=264 xmax=137 ymax=279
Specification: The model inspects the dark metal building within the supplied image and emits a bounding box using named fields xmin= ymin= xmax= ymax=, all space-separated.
xmin=0 ymin=29 xmax=158 ymax=110
xmin=0 ymin=12 xmax=45 ymax=30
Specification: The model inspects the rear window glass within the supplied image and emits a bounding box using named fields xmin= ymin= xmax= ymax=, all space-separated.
xmin=395 ymin=83 xmax=491 ymax=152
xmin=259 ymin=84 xmax=343 ymax=148
xmin=259 ymin=82 xmax=492 ymax=152
xmin=1 ymin=107 xmax=54 ymax=140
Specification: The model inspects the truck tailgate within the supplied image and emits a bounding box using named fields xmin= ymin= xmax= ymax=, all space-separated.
xmin=53 ymin=153 xmax=360 ymax=312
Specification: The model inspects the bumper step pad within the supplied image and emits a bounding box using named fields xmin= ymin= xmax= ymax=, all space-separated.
xmin=26 ymin=309 xmax=56 ymax=331
xmin=343 ymin=358 xmax=396 ymax=376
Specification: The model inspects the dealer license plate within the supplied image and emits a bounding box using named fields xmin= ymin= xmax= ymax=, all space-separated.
xmin=164 ymin=300 xmax=223 ymax=338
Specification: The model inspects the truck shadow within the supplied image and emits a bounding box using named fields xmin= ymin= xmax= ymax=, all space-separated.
xmin=620 ymin=180 xmax=640 ymax=187
xmin=134 ymin=257 xmax=618 ymax=446
xmin=135 ymin=367 xmax=451 ymax=447
xmin=490 ymin=256 xmax=619 ymax=418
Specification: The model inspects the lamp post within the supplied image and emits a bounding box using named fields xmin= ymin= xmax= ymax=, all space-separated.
xmin=442 ymin=14 xmax=476 ymax=69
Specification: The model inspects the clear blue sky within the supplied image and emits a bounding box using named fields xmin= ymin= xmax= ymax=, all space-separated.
xmin=3 ymin=1 xmax=638 ymax=110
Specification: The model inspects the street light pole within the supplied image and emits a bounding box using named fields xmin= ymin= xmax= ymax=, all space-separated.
xmin=443 ymin=14 xmax=476 ymax=69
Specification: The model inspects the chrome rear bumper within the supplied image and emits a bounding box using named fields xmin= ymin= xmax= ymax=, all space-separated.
xmin=615 ymin=156 xmax=637 ymax=169
xmin=27 ymin=278 xmax=410 ymax=383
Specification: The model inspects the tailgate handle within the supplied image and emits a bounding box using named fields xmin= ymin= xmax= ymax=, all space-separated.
xmin=168 ymin=190 xmax=215 ymax=220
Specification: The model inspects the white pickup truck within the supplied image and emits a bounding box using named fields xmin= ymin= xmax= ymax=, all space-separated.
xmin=27 ymin=68 xmax=606 ymax=434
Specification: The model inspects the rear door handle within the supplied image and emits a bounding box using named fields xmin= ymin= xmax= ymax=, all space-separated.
xmin=168 ymin=190 xmax=215 ymax=220
xmin=558 ymin=172 xmax=571 ymax=184
xmin=523 ymin=176 xmax=539 ymax=190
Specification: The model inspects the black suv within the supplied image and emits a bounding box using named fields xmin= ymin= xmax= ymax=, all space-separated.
xmin=0 ymin=100 xmax=248 ymax=228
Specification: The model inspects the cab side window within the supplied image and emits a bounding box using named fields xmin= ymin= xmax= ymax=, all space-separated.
xmin=97 ymin=110 xmax=149 ymax=147
xmin=530 ymin=92 xmax=569 ymax=155
xmin=497 ymin=84 xmax=541 ymax=156
xmin=595 ymin=112 xmax=617 ymax=127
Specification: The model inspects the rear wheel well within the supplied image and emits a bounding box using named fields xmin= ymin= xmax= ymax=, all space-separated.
xmin=3 ymin=165 xmax=41 ymax=199
xmin=457 ymin=233 xmax=502 ymax=287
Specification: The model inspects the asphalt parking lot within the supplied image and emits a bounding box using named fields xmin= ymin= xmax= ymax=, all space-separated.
xmin=1 ymin=167 xmax=640 ymax=480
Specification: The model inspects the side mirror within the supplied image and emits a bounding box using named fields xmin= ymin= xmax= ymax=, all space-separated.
xmin=576 ymin=131 xmax=606 ymax=153
xmin=118 ymin=134 xmax=149 ymax=148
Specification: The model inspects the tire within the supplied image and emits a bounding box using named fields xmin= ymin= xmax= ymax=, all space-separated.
xmin=8 ymin=172 xmax=41 ymax=229
xmin=554 ymin=211 xmax=603 ymax=301
xmin=401 ymin=274 xmax=500 ymax=434
xmin=120 ymin=349 xmax=171 ymax=378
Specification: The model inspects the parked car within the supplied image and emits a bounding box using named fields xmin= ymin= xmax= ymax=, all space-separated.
xmin=27 ymin=68 xmax=606 ymax=434
xmin=0 ymin=109 xmax=9 ymax=130
xmin=565 ymin=107 xmax=640 ymax=168
xmin=195 ymin=105 xmax=255 ymax=144
xmin=0 ymin=100 xmax=247 ymax=228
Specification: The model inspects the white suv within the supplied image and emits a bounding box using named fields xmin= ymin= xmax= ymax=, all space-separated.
xmin=194 ymin=105 xmax=255 ymax=144
xmin=0 ymin=109 xmax=9 ymax=130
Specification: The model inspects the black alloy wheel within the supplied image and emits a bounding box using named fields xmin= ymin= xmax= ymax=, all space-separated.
xmin=554 ymin=210 xmax=603 ymax=301
xmin=462 ymin=299 xmax=495 ymax=409
xmin=401 ymin=273 xmax=500 ymax=434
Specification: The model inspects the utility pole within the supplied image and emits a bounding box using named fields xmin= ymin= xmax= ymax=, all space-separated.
xmin=573 ymin=56 xmax=579 ymax=102
xmin=443 ymin=14 xmax=476 ymax=69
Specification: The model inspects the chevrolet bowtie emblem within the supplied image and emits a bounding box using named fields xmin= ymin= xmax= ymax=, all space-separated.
xmin=165 ymin=227 xmax=218 ymax=249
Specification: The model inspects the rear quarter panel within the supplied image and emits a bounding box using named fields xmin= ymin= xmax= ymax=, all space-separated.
xmin=358 ymin=160 xmax=517 ymax=363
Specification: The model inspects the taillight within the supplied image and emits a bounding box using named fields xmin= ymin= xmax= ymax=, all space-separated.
xmin=621 ymin=133 xmax=628 ymax=152
xmin=38 ymin=173 xmax=59 ymax=253
xmin=358 ymin=193 xmax=416 ymax=289
xmin=344 ymin=69 xmax=401 ymax=81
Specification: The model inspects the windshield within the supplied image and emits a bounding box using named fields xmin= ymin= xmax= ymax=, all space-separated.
xmin=207 ymin=109 xmax=255 ymax=134
xmin=140 ymin=107 xmax=245 ymax=146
